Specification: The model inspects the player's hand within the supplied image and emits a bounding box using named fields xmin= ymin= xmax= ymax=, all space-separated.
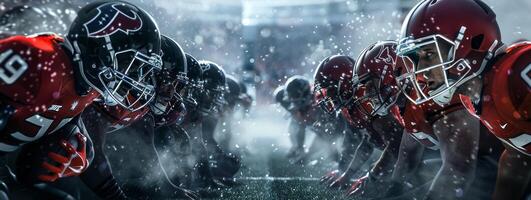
xmin=179 ymin=187 xmax=200 ymax=200
xmin=347 ymin=173 xmax=389 ymax=198
xmin=320 ymin=170 xmax=340 ymax=185
xmin=286 ymin=146 xmax=303 ymax=158
xmin=346 ymin=173 xmax=370 ymax=196
xmin=329 ymin=172 xmax=353 ymax=189
xmin=38 ymin=132 xmax=89 ymax=182
xmin=286 ymin=147 xmax=305 ymax=164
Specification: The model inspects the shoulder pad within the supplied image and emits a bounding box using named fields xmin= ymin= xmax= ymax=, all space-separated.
xmin=0 ymin=34 xmax=68 ymax=104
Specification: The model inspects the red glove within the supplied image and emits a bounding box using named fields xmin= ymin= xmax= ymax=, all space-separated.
xmin=347 ymin=173 xmax=372 ymax=196
xmin=329 ymin=172 xmax=352 ymax=189
xmin=320 ymin=170 xmax=340 ymax=185
xmin=38 ymin=132 xmax=89 ymax=182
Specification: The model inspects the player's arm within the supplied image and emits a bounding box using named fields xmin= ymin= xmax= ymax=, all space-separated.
xmin=492 ymin=43 xmax=531 ymax=200
xmin=346 ymin=130 xmax=403 ymax=197
xmin=217 ymin=111 xmax=233 ymax=150
xmin=427 ymin=109 xmax=479 ymax=200
xmin=369 ymin=130 xmax=402 ymax=179
xmin=391 ymin=130 xmax=425 ymax=181
xmin=137 ymin=115 xmax=199 ymax=199
xmin=338 ymin=128 xmax=359 ymax=171
xmin=201 ymin=115 xmax=222 ymax=154
xmin=321 ymin=126 xmax=360 ymax=184
xmin=493 ymin=147 xmax=531 ymax=200
xmin=79 ymin=106 xmax=128 ymax=200
xmin=329 ymin=129 xmax=373 ymax=188
xmin=287 ymin=117 xmax=305 ymax=158
xmin=344 ymin=129 xmax=373 ymax=175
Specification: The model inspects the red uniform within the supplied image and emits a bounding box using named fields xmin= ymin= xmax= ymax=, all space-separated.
xmin=392 ymin=96 xmax=464 ymax=150
xmin=340 ymin=107 xmax=387 ymax=149
xmin=93 ymin=102 xmax=150 ymax=132
xmin=153 ymin=102 xmax=187 ymax=127
xmin=0 ymin=34 xmax=99 ymax=152
xmin=461 ymin=42 xmax=531 ymax=156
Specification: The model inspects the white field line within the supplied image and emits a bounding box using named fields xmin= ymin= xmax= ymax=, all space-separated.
xmin=225 ymin=176 xmax=322 ymax=181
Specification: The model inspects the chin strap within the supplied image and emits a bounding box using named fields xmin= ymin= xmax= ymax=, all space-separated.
xmin=454 ymin=39 xmax=503 ymax=102
xmin=476 ymin=39 xmax=502 ymax=76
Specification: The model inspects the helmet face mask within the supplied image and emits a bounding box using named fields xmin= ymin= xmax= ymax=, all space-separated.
xmin=315 ymin=82 xmax=353 ymax=116
xmin=396 ymin=27 xmax=472 ymax=105
xmin=98 ymin=49 xmax=162 ymax=111
xmin=284 ymin=89 xmax=312 ymax=111
xmin=349 ymin=41 xmax=405 ymax=118
xmin=151 ymin=35 xmax=189 ymax=115
xmin=151 ymin=82 xmax=186 ymax=115
xmin=397 ymin=0 xmax=503 ymax=105
xmin=68 ymin=1 xmax=163 ymax=111
xmin=180 ymin=54 xmax=202 ymax=110
xmin=197 ymin=61 xmax=227 ymax=115
xmin=312 ymin=55 xmax=356 ymax=116
xmin=153 ymin=72 xmax=188 ymax=113
xmin=315 ymin=86 xmax=340 ymax=115
xmin=183 ymin=80 xmax=202 ymax=110
xmin=353 ymin=77 xmax=398 ymax=117
xmin=198 ymin=86 xmax=225 ymax=115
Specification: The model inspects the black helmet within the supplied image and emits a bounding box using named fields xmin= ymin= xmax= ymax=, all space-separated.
xmin=150 ymin=35 xmax=188 ymax=115
xmin=239 ymin=81 xmax=248 ymax=94
xmin=182 ymin=53 xmax=202 ymax=110
xmin=284 ymin=76 xmax=312 ymax=111
xmin=198 ymin=60 xmax=226 ymax=115
xmin=224 ymin=75 xmax=241 ymax=107
xmin=66 ymin=1 xmax=162 ymax=111
xmin=273 ymin=85 xmax=285 ymax=104
xmin=273 ymin=85 xmax=290 ymax=109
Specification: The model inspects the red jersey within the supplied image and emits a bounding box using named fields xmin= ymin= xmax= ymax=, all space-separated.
xmin=461 ymin=42 xmax=531 ymax=155
xmin=0 ymin=34 xmax=99 ymax=152
xmin=153 ymin=102 xmax=187 ymax=127
xmin=93 ymin=102 xmax=150 ymax=132
xmin=340 ymin=106 xmax=389 ymax=149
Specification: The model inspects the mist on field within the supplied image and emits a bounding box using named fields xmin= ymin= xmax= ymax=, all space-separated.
xmin=0 ymin=0 xmax=529 ymax=199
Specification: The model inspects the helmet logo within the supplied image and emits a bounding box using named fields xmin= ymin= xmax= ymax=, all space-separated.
xmin=84 ymin=3 xmax=143 ymax=38
xmin=376 ymin=46 xmax=395 ymax=65
xmin=200 ymin=63 xmax=211 ymax=72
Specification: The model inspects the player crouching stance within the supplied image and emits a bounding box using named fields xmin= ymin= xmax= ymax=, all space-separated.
xmin=0 ymin=1 xmax=163 ymax=199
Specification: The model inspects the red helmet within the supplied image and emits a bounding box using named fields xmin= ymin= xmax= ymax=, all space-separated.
xmin=352 ymin=41 xmax=403 ymax=117
xmin=313 ymin=55 xmax=356 ymax=115
xmin=396 ymin=0 xmax=504 ymax=105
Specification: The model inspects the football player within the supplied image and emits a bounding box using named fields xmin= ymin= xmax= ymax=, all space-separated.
xmin=217 ymin=75 xmax=252 ymax=151
xmin=395 ymin=0 xmax=520 ymax=198
xmin=199 ymin=74 xmax=247 ymax=186
xmin=0 ymin=1 xmax=162 ymax=199
xmin=181 ymin=60 xmax=233 ymax=190
xmin=77 ymin=35 xmax=194 ymax=199
xmin=314 ymin=52 xmax=403 ymax=199
xmin=16 ymin=34 xmax=197 ymax=199
xmin=312 ymin=55 xmax=368 ymax=188
xmin=274 ymin=76 xmax=347 ymax=165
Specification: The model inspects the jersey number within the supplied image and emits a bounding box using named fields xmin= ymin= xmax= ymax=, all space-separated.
xmin=0 ymin=115 xmax=73 ymax=152
xmin=0 ymin=49 xmax=28 ymax=84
